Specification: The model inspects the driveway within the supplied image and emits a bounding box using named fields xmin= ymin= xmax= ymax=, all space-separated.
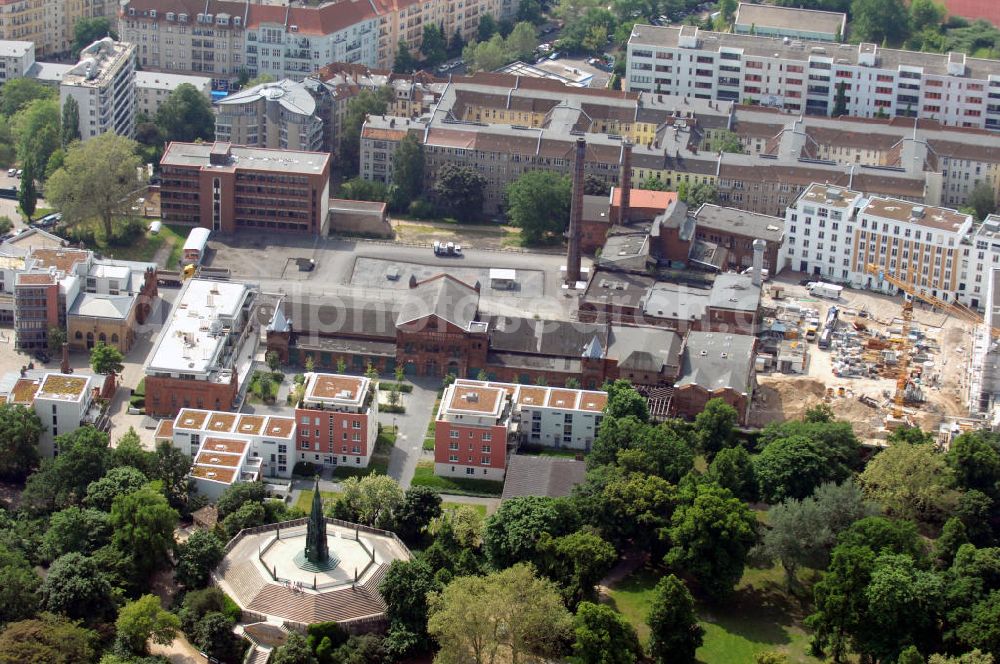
xmin=382 ymin=377 xmax=440 ymax=488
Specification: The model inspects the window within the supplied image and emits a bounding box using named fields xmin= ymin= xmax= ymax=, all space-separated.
xmin=482 ymin=432 xmax=491 ymax=441
xmin=481 ymin=455 xmax=490 ymax=465
xmin=449 ymin=430 xmax=459 ymax=438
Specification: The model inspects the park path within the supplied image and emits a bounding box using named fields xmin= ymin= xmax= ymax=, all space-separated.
xmin=597 ymin=549 xmax=649 ymax=596
xmin=149 ymin=635 xmax=206 ymax=664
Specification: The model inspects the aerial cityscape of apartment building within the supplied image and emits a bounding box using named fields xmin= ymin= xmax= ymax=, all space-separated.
xmin=626 ymin=23 xmax=1000 ymax=130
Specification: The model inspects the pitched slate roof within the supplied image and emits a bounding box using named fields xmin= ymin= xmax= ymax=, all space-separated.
xmin=501 ymin=455 xmax=587 ymax=500
xmin=607 ymin=325 xmax=683 ymax=373
xmin=676 ymin=331 xmax=755 ymax=394
xmin=396 ymin=274 xmax=481 ymax=330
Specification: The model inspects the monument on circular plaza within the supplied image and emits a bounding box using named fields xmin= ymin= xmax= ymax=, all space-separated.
xmin=295 ymin=478 xmax=338 ymax=572
xmin=213 ymin=477 xmax=411 ymax=625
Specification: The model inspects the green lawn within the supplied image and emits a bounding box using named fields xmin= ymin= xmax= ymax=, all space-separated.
xmin=424 ymin=396 xmax=442 ymax=450
xmin=441 ymin=502 xmax=487 ymax=517
xmin=294 ymin=489 xmax=341 ymax=513
xmin=605 ymin=565 xmax=819 ymax=664
xmin=411 ymin=460 xmax=503 ymax=497
xmin=518 ymin=447 xmax=582 ymax=459
xmin=57 ymin=218 xmax=188 ymax=266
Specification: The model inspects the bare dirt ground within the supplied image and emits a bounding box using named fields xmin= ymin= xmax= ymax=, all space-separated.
xmin=751 ymin=274 xmax=976 ymax=440
xmin=391 ymin=218 xmax=538 ymax=251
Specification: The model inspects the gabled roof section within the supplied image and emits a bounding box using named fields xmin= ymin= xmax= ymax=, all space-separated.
xmin=396 ymin=274 xmax=482 ymax=331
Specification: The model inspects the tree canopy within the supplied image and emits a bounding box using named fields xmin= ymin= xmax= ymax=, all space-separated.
xmin=432 ymin=164 xmax=487 ymax=222
xmin=155 ymin=84 xmax=215 ymax=143
xmin=47 ymin=133 xmax=142 ymax=239
xmin=505 ymin=170 xmax=571 ymax=244
xmin=665 ymin=481 xmax=758 ymax=600
xmin=427 ymin=564 xmax=573 ymax=663
xmin=0 ymin=403 xmax=42 ymax=481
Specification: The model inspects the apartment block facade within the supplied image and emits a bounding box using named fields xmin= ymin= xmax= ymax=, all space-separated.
xmin=434 ymin=382 xmax=512 ymax=481
xmin=135 ymin=70 xmax=212 ymax=118
xmin=294 ymin=372 xmax=379 ymax=469
xmin=214 ymin=79 xmax=324 ymax=152
xmin=118 ymin=0 xmax=248 ymax=91
xmin=0 ymin=0 xmax=116 ymax=57
xmin=784 ymin=183 xmax=984 ymax=306
xmin=453 ymin=379 xmax=607 ymax=450
xmin=60 ymin=39 xmax=136 ymax=139
xmin=626 ymin=24 xmax=1000 ymax=130
xmin=159 ymin=142 xmax=331 ymax=234
xmin=117 ymin=0 xmax=511 ymax=88
xmin=0 ymin=40 xmax=33 ymax=84
xmin=0 ymin=370 xmax=111 ymax=457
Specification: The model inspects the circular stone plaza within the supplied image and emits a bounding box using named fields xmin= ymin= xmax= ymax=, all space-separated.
xmin=213 ymin=489 xmax=410 ymax=628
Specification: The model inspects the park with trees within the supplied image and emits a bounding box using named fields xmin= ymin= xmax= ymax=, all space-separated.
xmin=1 ymin=375 xmax=1000 ymax=662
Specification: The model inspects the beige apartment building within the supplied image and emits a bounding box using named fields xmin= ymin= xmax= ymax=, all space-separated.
xmin=118 ymin=0 xmax=248 ymax=91
xmin=359 ymin=72 xmax=935 ymax=216
xmin=0 ymin=0 xmax=117 ymax=57
xmin=118 ymin=0 xmax=513 ymax=87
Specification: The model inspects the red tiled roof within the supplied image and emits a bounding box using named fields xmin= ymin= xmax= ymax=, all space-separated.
xmin=612 ymin=188 xmax=678 ymax=211
xmin=247 ymin=2 xmax=379 ymax=35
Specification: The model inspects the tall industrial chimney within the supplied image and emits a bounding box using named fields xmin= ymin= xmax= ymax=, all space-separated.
xmin=618 ymin=141 xmax=633 ymax=225
xmin=752 ymin=239 xmax=766 ymax=287
xmin=566 ymin=137 xmax=586 ymax=284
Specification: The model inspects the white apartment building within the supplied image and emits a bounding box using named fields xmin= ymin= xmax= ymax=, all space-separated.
xmin=244 ymin=5 xmax=379 ymax=81
xmin=60 ymin=38 xmax=136 ymax=139
xmin=626 ymin=24 xmax=1000 ymax=130
xmin=783 ymin=183 xmax=864 ymax=280
xmin=0 ymin=41 xmax=35 ymax=84
xmin=785 ymin=183 xmax=976 ymax=305
xmin=135 ymin=70 xmax=212 ymax=118
xmin=963 ymin=216 xmax=1000 ymax=310
xmin=0 ymin=371 xmax=108 ymax=457
xmin=160 ymin=408 xmax=297 ymax=482
xmin=452 ymin=379 xmax=608 ymax=451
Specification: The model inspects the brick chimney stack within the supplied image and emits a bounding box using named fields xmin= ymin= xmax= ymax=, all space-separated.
xmin=60 ymin=342 xmax=70 ymax=374
xmin=618 ymin=140 xmax=633 ymax=225
xmin=566 ymin=137 xmax=586 ymax=284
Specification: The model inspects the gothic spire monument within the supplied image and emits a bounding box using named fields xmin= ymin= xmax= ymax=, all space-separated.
xmin=305 ymin=476 xmax=330 ymax=565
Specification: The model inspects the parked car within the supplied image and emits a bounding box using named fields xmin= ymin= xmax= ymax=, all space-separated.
xmin=6 ymin=168 xmax=14 ymax=177
xmin=33 ymin=350 xmax=50 ymax=364
xmin=15 ymin=169 xmax=22 ymax=178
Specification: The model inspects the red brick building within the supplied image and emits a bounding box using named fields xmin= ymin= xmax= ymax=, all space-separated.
xmin=160 ymin=142 xmax=331 ymax=235
xmin=434 ymin=382 xmax=511 ymax=481
xmin=294 ymin=373 xmax=379 ymax=469
xmin=395 ymin=275 xmax=489 ymax=378
xmin=265 ymin=274 xmax=685 ymax=390
xmin=144 ymin=279 xmax=259 ymax=417
xmin=672 ymin=331 xmax=757 ymax=425
xmin=649 ymin=200 xmax=784 ymax=273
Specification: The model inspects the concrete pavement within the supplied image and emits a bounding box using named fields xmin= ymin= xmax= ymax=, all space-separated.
xmin=382 ymin=376 xmax=439 ymax=488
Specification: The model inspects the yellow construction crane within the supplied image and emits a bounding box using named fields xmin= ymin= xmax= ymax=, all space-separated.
xmin=864 ymin=263 xmax=992 ymax=332
xmin=862 ymin=264 xmax=923 ymax=418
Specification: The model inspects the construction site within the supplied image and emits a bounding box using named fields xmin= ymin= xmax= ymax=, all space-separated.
xmin=750 ymin=272 xmax=981 ymax=446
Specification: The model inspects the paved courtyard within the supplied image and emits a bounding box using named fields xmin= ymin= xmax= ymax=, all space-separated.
xmin=215 ymin=519 xmax=410 ymax=624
